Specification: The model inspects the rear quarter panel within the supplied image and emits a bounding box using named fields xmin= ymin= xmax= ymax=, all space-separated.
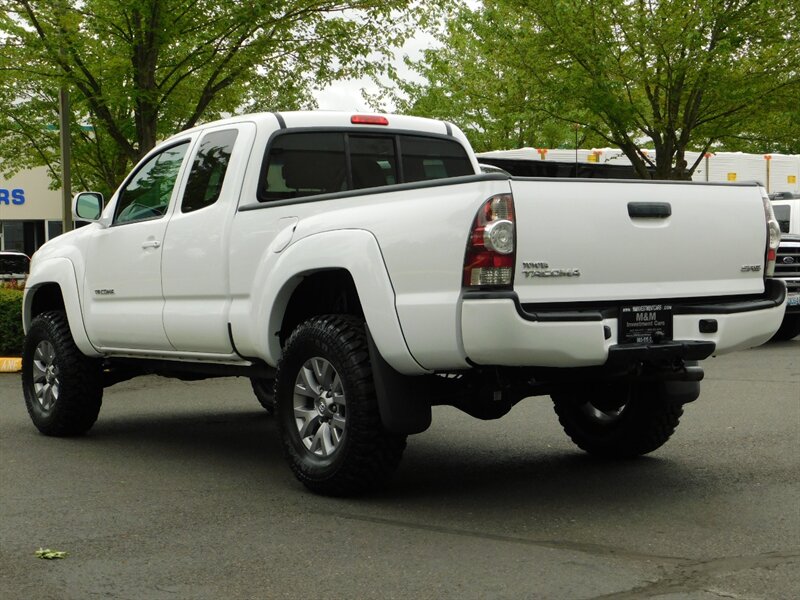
xmin=228 ymin=176 xmax=511 ymax=372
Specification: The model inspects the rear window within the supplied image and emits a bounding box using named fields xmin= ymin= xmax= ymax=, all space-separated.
xmin=400 ymin=135 xmax=474 ymax=183
xmin=259 ymin=131 xmax=472 ymax=202
xmin=261 ymin=132 xmax=347 ymax=202
xmin=350 ymin=136 xmax=397 ymax=189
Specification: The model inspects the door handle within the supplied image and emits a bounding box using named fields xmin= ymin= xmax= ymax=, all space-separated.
xmin=628 ymin=202 xmax=672 ymax=219
xmin=142 ymin=240 xmax=161 ymax=249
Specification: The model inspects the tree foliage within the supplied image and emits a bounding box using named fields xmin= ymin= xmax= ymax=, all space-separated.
xmin=721 ymin=83 xmax=800 ymax=155
xmin=381 ymin=0 xmax=800 ymax=178
xmin=370 ymin=3 xmax=599 ymax=152
xmin=0 ymin=0 xmax=417 ymax=194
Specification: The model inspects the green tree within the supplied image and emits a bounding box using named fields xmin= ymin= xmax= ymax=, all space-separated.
xmin=384 ymin=0 xmax=800 ymax=178
xmin=721 ymin=84 xmax=800 ymax=155
xmin=0 ymin=0 xmax=417 ymax=194
xmin=371 ymin=3 xmax=597 ymax=152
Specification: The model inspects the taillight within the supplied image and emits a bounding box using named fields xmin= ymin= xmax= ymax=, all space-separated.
xmin=463 ymin=194 xmax=516 ymax=288
xmin=761 ymin=190 xmax=780 ymax=277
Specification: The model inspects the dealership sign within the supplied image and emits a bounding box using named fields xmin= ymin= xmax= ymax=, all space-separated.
xmin=0 ymin=188 xmax=26 ymax=205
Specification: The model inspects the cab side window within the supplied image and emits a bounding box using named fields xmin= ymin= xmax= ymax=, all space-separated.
xmin=181 ymin=130 xmax=239 ymax=213
xmin=114 ymin=142 xmax=189 ymax=225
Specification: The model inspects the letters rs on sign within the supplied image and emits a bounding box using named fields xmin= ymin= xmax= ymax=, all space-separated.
xmin=0 ymin=189 xmax=26 ymax=205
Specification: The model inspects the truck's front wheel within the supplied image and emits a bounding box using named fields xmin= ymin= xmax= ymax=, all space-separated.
xmin=552 ymin=382 xmax=683 ymax=458
xmin=22 ymin=311 xmax=103 ymax=436
xmin=274 ymin=315 xmax=406 ymax=495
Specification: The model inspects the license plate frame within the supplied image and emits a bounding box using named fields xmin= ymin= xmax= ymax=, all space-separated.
xmin=619 ymin=304 xmax=673 ymax=344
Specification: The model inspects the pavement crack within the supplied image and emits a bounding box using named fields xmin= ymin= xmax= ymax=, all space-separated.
xmin=585 ymin=549 xmax=800 ymax=600
xmin=330 ymin=512 xmax=799 ymax=600
xmin=326 ymin=511 xmax=685 ymax=563
xmin=702 ymin=587 xmax=750 ymax=599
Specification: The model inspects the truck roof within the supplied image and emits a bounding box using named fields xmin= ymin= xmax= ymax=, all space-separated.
xmin=173 ymin=111 xmax=456 ymax=140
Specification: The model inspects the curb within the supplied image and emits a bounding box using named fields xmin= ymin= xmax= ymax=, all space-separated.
xmin=0 ymin=358 xmax=22 ymax=373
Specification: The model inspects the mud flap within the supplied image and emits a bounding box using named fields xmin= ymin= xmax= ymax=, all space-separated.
xmin=366 ymin=328 xmax=432 ymax=435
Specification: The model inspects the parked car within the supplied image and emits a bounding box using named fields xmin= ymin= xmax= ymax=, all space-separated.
xmin=0 ymin=250 xmax=30 ymax=282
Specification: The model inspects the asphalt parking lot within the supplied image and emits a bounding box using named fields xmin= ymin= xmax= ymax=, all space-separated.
xmin=1 ymin=339 xmax=798 ymax=599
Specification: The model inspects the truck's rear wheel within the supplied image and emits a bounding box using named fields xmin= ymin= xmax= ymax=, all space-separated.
xmin=274 ymin=315 xmax=406 ymax=495
xmin=770 ymin=315 xmax=800 ymax=341
xmin=249 ymin=377 xmax=275 ymax=414
xmin=22 ymin=311 xmax=103 ymax=436
xmin=552 ymin=382 xmax=683 ymax=458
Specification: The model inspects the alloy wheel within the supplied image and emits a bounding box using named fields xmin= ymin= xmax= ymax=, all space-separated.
xmin=32 ymin=340 xmax=60 ymax=412
xmin=292 ymin=357 xmax=347 ymax=457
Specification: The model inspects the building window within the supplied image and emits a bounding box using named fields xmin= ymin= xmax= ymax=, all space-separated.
xmin=0 ymin=220 xmax=44 ymax=256
xmin=47 ymin=221 xmax=63 ymax=241
xmin=1 ymin=221 xmax=24 ymax=252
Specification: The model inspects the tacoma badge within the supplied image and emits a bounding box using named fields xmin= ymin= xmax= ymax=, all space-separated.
xmin=522 ymin=261 xmax=581 ymax=278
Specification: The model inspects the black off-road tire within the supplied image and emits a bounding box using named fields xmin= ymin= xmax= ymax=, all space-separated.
xmin=770 ymin=315 xmax=800 ymax=341
xmin=250 ymin=377 xmax=275 ymax=414
xmin=21 ymin=311 xmax=103 ymax=436
xmin=274 ymin=315 xmax=407 ymax=496
xmin=552 ymin=382 xmax=683 ymax=458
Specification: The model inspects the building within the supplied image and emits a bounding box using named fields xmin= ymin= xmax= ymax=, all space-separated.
xmin=0 ymin=166 xmax=64 ymax=256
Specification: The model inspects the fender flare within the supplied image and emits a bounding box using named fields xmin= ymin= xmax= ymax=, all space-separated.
xmin=230 ymin=229 xmax=428 ymax=376
xmin=23 ymin=257 xmax=101 ymax=358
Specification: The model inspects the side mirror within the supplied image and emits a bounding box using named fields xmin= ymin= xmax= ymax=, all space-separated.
xmin=72 ymin=192 xmax=104 ymax=222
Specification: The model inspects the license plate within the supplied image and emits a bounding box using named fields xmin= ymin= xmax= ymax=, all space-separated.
xmin=788 ymin=293 xmax=800 ymax=307
xmin=619 ymin=304 xmax=673 ymax=343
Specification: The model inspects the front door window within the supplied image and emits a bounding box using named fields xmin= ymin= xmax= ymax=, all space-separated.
xmin=114 ymin=143 xmax=189 ymax=225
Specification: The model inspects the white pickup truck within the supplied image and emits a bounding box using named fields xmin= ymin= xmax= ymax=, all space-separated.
xmin=22 ymin=112 xmax=786 ymax=495
xmin=769 ymin=192 xmax=800 ymax=340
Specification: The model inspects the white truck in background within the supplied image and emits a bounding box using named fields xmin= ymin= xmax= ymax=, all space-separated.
xmin=21 ymin=112 xmax=786 ymax=495
xmin=769 ymin=192 xmax=800 ymax=340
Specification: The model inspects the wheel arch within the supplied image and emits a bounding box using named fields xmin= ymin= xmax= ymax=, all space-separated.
xmin=278 ymin=269 xmax=364 ymax=347
xmin=23 ymin=258 xmax=100 ymax=357
xmin=230 ymin=229 xmax=427 ymax=375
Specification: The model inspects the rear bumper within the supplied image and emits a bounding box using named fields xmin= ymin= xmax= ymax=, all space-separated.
xmin=461 ymin=280 xmax=787 ymax=368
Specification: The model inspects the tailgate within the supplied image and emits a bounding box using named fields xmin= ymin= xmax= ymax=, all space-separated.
xmin=510 ymin=179 xmax=768 ymax=304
